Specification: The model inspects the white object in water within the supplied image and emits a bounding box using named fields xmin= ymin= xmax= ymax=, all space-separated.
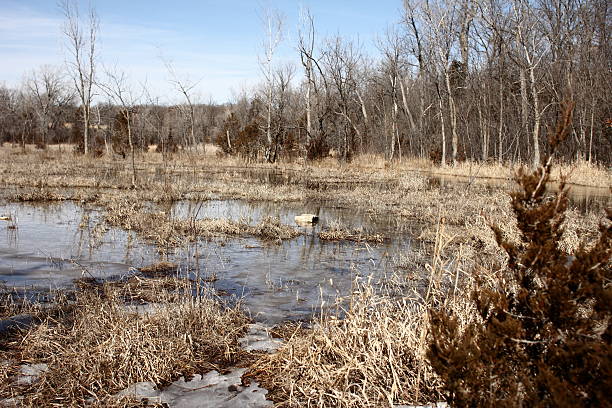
xmin=295 ymin=214 xmax=319 ymax=225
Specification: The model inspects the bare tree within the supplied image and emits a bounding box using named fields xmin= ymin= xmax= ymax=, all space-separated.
xmin=323 ymin=37 xmax=366 ymax=161
xmin=0 ymin=86 xmax=26 ymax=147
xmin=99 ymin=67 xmax=141 ymax=187
xmin=270 ymin=63 xmax=295 ymax=162
xmin=259 ymin=7 xmax=284 ymax=162
xmin=459 ymin=0 xmax=476 ymax=70
xmin=418 ymin=0 xmax=454 ymax=166
xmin=378 ymin=27 xmax=409 ymax=160
xmin=511 ymin=0 xmax=548 ymax=167
xmin=2 ymin=0 xmax=599 ymax=168
xmin=25 ymin=65 xmax=75 ymax=147
xmin=60 ymin=0 xmax=98 ymax=155
xmin=298 ymin=8 xmax=316 ymax=149
xmin=403 ymin=0 xmax=432 ymax=158
xmin=163 ymin=58 xmax=199 ymax=150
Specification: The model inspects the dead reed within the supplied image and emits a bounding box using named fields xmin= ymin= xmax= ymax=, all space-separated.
xmin=101 ymin=198 xmax=301 ymax=249
xmin=0 ymin=143 xmax=608 ymax=406
xmin=246 ymin=219 xmax=478 ymax=407
xmin=318 ymin=220 xmax=385 ymax=243
xmin=1 ymin=278 xmax=249 ymax=406
xmin=1 ymin=146 xmax=605 ymax=258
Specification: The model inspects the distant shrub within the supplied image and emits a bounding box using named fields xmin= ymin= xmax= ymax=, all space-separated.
xmin=429 ymin=147 xmax=442 ymax=164
xmin=214 ymin=112 xmax=239 ymax=155
xmin=111 ymin=112 xmax=129 ymax=158
xmin=427 ymin=102 xmax=611 ymax=407
xmin=235 ymin=121 xmax=261 ymax=161
xmin=72 ymin=124 xmax=85 ymax=154
xmin=156 ymin=128 xmax=179 ymax=154
xmin=306 ymin=135 xmax=330 ymax=161
xmin=92 ymin=133 xmax=106 ymax=157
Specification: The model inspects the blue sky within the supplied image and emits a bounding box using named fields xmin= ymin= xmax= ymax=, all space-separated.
xmin=0 ymin=0 xmax=403 ymax=103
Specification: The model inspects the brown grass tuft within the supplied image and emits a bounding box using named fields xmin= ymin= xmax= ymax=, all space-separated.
xmin=102 ymin=198 xmax=301 ymax=247
xmin=245 ymin=280 xmax=460 ymax=407
xmin=318 ymin=221 xmax=385 ymax=244
xmin=246 ymin=219 xmax=477 ymax=407
xmin=1 ymin=279 xmax=249 ymax=406
xmin=138 ymin=261 xmax=179 ymax=278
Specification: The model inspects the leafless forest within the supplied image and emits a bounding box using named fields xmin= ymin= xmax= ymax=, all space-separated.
xmin=1 ymin=0 xmax=610 ymax=167
xmin=0 ymin=1 xmax=610 ymax=406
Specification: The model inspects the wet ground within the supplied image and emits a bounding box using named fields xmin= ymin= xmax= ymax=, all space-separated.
xmin=426 ymin=173 xmax=611 ymax=214
xmin=0 ymin=172 xmax=608 ymax=323
xmin=0 ymin=200 xmax=416 ymax=323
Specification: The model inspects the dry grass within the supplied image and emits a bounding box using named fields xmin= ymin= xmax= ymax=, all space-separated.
xmin=101 ymin=198 xmax=301 ymax=249
xmin=1 ymin=278 xmax=249 ymax=406
xmin=0 ymin=286 xmax=48 ymax=322
xmin=246 ymin=220 xmax=481 ymax=407
xmin=1 ymin=146 xmax=605 ymax=285
xmin=0 ymin=148 xmax=606 ymax=254
xmin=1 ymin=146 xmax=608 ymax=196
xmin=247 ymin=285 xmax=440 ymax=407
xmin=138 ymin=261 xmax=179 ymax=278
xmin=9 ymin=188 xmax=69 ymax=202
xmin=308 ymin=153 xmax=610 ymax=188
xmin=318 ymin=220 xmax=385 ymax=244
xmin=416 ymin=159 xmax=610 ymax=188
xmin=247 ymin=277 xmax=476 ymax=407
xmin=0 ymin=145 xmax=607 ymax=406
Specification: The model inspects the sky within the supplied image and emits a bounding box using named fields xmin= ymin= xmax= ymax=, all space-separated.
xmin=0 ymin=0 xmax=404 ymax=104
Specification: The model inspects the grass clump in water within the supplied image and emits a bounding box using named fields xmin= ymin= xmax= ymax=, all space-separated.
xmin=1 ymin=278 xmax=249 ymax=406
xmin=245 ymin=276 xmax=472 ymax=407
xmin=318 ymin=220 xmax=385 ymax=244
xmin=102 ymin=198 xmax=301 ymax=247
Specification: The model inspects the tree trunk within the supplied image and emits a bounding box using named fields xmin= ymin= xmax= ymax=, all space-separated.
xmin=126 ymin=112 xmax=136 ymax=187
xmin=437 ymin=86 xmax=447 ymax=167
xmin=266 ymin=85 xmax=273 ymax=162
xmin=478 ymin=96 xmax=489 ymax=161
xmin=356 ymin=90 xmax=368 ymax=154
xmin=459 ymin=0 xmax=472 ymax=71
xmin=305 ymin=68 xmax=312 ymax=146
xmin=588 ymin=104 xmax=594 ymax=164
xmin=529 ymin=65 xmax=540 ymax=167
xmin=389 ymin=74 xmax=399 ymax=161
xmin=189 ymin=105 xmax=196 ymax=149
xmin=445 ymin=71 xmax=458 ymax=166
xmin=498 ymin=80 xmax=504 ymax=165
xmin=520 ymin=69 xmax=529 ymax=134
xmin=83 ymin=106 xmax=89 ymax=155
xmin=399 ymin=77 xmax=416 ymax=130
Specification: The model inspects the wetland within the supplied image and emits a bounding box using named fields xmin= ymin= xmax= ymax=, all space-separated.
xmin=0 ymin=147 xmax=609 ymax=407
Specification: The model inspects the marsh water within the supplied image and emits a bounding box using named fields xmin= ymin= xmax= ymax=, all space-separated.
xmin=0 ymin=176 xmax=608 ymax=323
xmin=0 ymin=200 xmax=417 ymax=323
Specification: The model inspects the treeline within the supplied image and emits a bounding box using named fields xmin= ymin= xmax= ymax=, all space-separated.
xmin=0 ymin=79 xmax=226 ymax=156
xmin=1 ymin=0 xmax=610 ymax=166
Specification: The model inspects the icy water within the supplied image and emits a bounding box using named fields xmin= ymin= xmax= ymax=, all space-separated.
xmin=0 ymin=202 xmax=155 ymax=288
xmin=169 ymin=200 xmax=416 ymax=322
xmin=0 ymin=200 xmax=416 ymax=323
xmin=1 ymin=176 xmax=608 ymax=324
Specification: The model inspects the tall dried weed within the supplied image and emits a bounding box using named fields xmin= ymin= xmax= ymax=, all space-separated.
xmin=3 ymin=279 xmax=248 ymax=406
